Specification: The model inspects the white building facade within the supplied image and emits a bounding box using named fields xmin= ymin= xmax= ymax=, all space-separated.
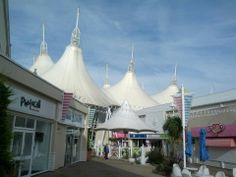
xmin=0 ymin=55 xmax=88 ymax=177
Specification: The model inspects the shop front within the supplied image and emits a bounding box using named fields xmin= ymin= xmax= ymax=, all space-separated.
xmin=189 ymin=100 xmax=236 ymax=169
xmin=11 ymin=115 xmax=52 ymax=177
xmin=64 ymin=127 xmax=81 ymax=165
xmin=8 ymin=84 xmax=57 ymax=177
xmin=54 ymin=105 xmax=87 ymax=168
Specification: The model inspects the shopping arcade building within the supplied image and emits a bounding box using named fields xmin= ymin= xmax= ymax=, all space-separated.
xmin=0 ymin=54 xmax=88 ymax=177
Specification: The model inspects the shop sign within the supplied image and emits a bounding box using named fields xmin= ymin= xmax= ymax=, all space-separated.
xmin=64 ymin=109 xmax=85 ymax=127
xmin=9 ymin=86 xmax=56 ymax=119
xmin=207 ymin=123 xmax=225 ymax=135
xmin=146 ymin=134 xmax=160 ymax=139
xmin=20 ymin=96 xmax=41 ymax=112
xmin=129 ymin=134 xmax=147 ymax=139
xmin=112 ymin=132 xmax=128 ymax=138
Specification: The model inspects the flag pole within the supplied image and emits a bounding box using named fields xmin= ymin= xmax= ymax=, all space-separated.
xmin=182 ymin=84 xmax=186 ymax=168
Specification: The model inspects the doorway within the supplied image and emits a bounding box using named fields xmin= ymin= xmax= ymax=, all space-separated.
xmin=12 ymin=130 xmax=35 ymax=177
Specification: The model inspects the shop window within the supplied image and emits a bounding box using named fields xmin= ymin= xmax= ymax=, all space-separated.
xmin=15 ymin=116 xmax=25 ymax=127
xmin=26 ymin=119 xmax=35 ymax=128
xmin=35 ymin=132 xmax=44 ymax=142
xmin=15 ymin=116 xmax=35 ymax=129
xmin=31 ymin=120 xmax=51 ymax=174
xmin=23 ymin=133 xmax=33 ymax=156
xmin=12 ymin=132 xmax=23 ymax=156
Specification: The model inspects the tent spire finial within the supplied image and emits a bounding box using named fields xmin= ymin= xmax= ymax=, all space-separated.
xmin=171 ymin=64 xmax=177 ymax=85
xmin=128 ymin=44 xmax=135 ymax=72
xmin=71 ymin=8 xmax=80 ymax=46
xmin=40 ymin=24 xmax=48 ymax=55
xmin=103 ymin=64 xmax=110 ymax=88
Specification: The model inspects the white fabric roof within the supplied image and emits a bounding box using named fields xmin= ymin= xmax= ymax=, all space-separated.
xmin=42 ymin=10 xmax=114 ymax=107
xmin=30 ymin=54 xmax=54 ymax=75
xmin=106 ymin=70 xmax=157 ymax=110
xmin=30 ymin=24 xmax=54 ymax=75
xmin=96 ymin=101 xmax=156 ymax=132
xmin=152 ymin=66 xmax=179 ymax=104
xmin=136 ymin=103 xmax=172 ymax=134
xmin=105 ymin=53 xmax=157 ymax=110
xmin=42 ymin=45 xmax=114 ymax=107
xmin=152 ymin=84 xmax=179 ymax=104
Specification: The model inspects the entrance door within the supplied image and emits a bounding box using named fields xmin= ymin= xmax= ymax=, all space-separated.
xmin=12 ymin=130 xmax=34 ymax=177
xmin=64 ymin=134 xmax=73 ymax=166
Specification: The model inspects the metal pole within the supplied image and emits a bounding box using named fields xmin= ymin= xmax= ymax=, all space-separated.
xmin=182 ymin=85 xmax=186 ymax=168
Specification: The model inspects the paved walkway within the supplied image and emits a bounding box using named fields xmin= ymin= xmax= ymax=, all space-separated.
xmin=36 ymin=158 xmax=233 ymax=177
xmin=36 ymin=158 xmax=163 ymax=177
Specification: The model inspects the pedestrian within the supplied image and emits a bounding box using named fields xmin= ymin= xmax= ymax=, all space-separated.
xmin=104 ymin=144 xmax=109 ymax=160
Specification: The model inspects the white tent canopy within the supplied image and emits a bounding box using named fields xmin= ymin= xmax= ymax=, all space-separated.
xmin=30 ymin=24 xmax=54 ymax=75
xmin=152 ymin=84 xmax=179 ymax=104
xmin=105 ymin=48 xmax=157 ymax=110
xmin=42 ymin=9 xmax=114 ymax=107
xmin=30 ymin=54 xmax=54 ymax=75
xmin=152 ymin=65 xmax=179 ymax=104
xmin=96 ymin=100 xmax=156 ymax=132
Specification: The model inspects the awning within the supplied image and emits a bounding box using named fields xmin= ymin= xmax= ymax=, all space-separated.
xmin=206 ymin=138 xmax=236 ymax=147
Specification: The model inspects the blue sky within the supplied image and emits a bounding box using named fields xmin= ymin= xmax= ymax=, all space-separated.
xmin=9 ymin=0 xmax=236 ymax=96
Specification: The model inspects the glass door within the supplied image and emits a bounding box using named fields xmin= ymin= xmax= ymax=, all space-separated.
xmin=12 ymin=130 xmax=34 ymax=177
xmin=64 ymin=134 xmax=73 ymax=166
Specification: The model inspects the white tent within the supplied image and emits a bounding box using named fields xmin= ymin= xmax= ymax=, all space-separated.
xmin=30 ymin=24 xmax=54 ymax=75
xmin=96 ymin=101 xmax=156 ymax=132
xmin=105 ymin=47 xmax=158 ymax=110
xmin=152 ymin=66 xmax=179 ymax=104
xmin=42 ymin=9 xmax=114 ymax=107
xmin=152 ymin=84 xmax=179 ymax=104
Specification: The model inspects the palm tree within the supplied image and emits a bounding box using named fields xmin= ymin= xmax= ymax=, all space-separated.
xmin=163 ymin=116 xmax=182 ymax=158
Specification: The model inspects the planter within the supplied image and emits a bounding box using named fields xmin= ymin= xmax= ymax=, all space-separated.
xmin=128 ymin=158 xmax=135 ymax=164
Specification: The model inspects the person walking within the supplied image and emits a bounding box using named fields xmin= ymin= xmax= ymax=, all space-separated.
xmin=104 ymin=144 xmax=109 ymax=160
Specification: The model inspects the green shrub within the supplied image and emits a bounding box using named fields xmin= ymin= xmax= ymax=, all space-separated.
xmin=122 ymin=147 xmax=129 ymax=159
xmin=0 ymin=80 xmax=15 ymax=177
xmin=153 ymin=155 xmax=183 ymax=176
xmin=132 ymin=147 xmax=141 ymax=158
xmin=147 ymin=148 xmax=164 ymax=164
xmin=154 ymin=158 xmax=173 ymax=176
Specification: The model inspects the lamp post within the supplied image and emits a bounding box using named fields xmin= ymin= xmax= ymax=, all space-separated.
xmin=181 ymin=85 xmax=186 ymax=168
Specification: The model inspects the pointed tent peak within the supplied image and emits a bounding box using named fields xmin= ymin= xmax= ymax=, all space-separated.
xmin=70 ymin=8 xmax=80 ymax=47
xmin=128 ymin=44 xmax=135 ymax=73
xmin=131 ymin=44 xmax=134 ymax=60
xmin=103 ymin=64 xmax=110 ymax=88
xmin=176 ymin=85 xmax=191 ymax=95
xmin=32 ymin=55 xmax=36 ymax=65
xmin=121 ymin=100 xmax=131 ymax=111
xmin=170 ymin=64 xmax=177 ymax=85
xmin=40 ymin=24 xmax=48 ymax=55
